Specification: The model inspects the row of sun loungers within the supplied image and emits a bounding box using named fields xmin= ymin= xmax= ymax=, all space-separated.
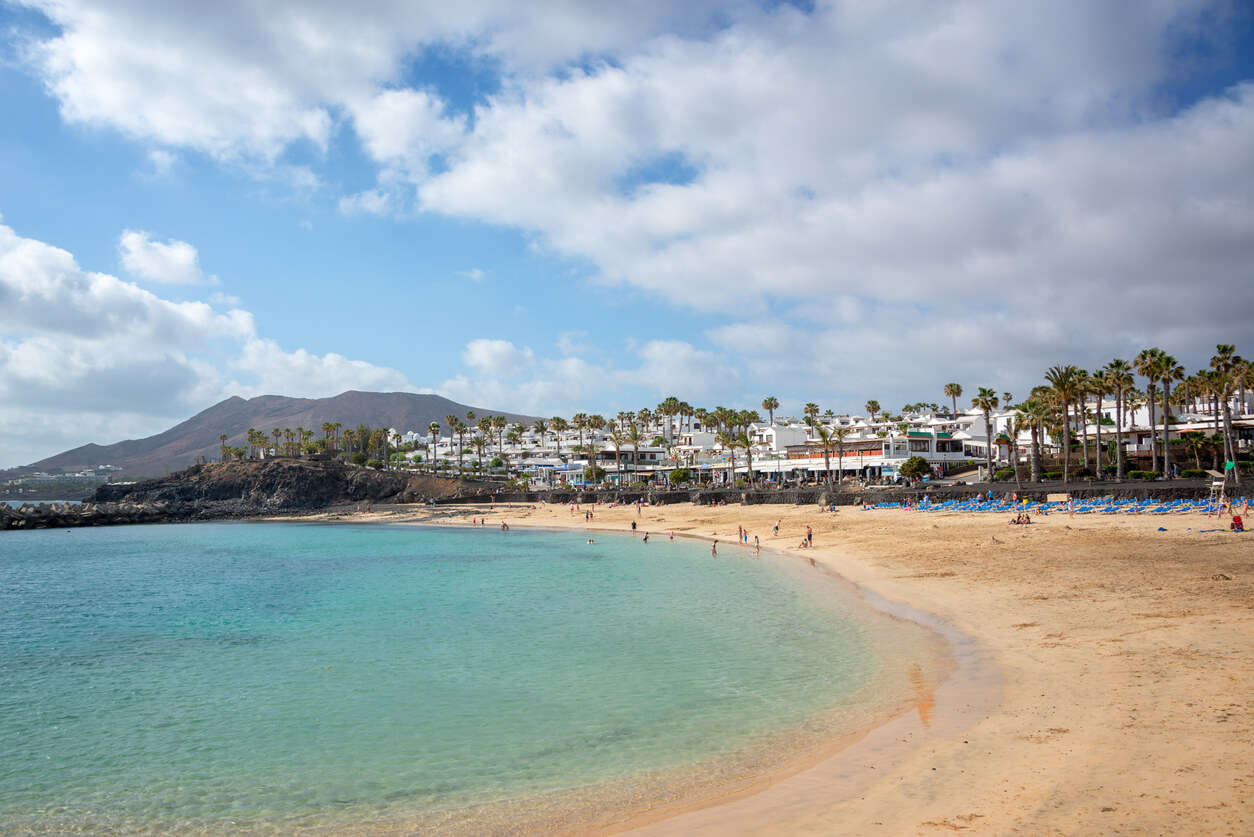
xmin=863 ymin=496 xmax=1244 ymax=515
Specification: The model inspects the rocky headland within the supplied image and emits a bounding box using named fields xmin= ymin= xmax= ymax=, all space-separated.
xmin=0 ymin=458 xmax=486 ymax=530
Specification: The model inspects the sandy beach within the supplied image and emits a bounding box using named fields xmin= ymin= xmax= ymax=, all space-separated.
xmin=301 ymin=499 xmax=1253 ymax=835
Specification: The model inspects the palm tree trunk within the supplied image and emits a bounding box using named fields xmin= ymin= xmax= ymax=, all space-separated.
xmin=1061 ymin=403 xmax=1071 ymax=483
xmin=1162 ymin=382 xmax=1173 ymax=478
xmin=1146 ymin=385 xmax=1158 ymax=474
xmin=1094 ymin=393 xmax=1103 ymax=478
xmin=1078 ymin=398 xmax=1089 ymax=471
xmin=1115 ymin=388 xmax=1126 ymax=480
xmin=1222 ymin=400 xmax=1241 ymax=486
xmin=1030 ymin=424 xmax=1042 ymax=482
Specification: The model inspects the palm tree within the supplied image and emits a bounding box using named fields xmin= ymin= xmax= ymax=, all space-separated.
xmin=471 ymin=436 xmax=489 ymax=472
xmin=693 ymin=408 xmax=709 ymax=433
xmin=1072 ymin=370 xmax=1091 ymax=471
xmin=814 ymin=424 xmax=837 ymax=483
xmin=1210 ymin=344 xmax=1245 ymax=485
xmin=659 ymin=396 xmax=682 ymax=442
xmin=804 ymin=402 xmax=820 ymax=426
xmin=944 ymin=383 xmax=963 ymax=417
xmin=831 ymin=423 xmax=851 ymax=482
xmin=731 ymin=430 xmax=755 ymax=485
xmin=762 ymin=396 xmax=779 ymax=427
xmin=428 ymin=422 xmax=441 ymax=473
xmin=454 ymin=421 xmax=468 ymax=474
xmin=1044 ymin=365 xmax=1081 ymax=483
xmin=1003 ymin=409 xmax=1025 ymax=492
xmin=715 ymin=430 xmax=738 ymax=485
xmin=1180 ymin=432 xmax=1207 ymax=472
xmin=492 ymin=415 xmax=508 ymax=457
xmin=624 ymin=421 xmax=645 ymax=484
xmin=1102 ymin=359 xmax=1134 ymax=480
xmin=219 ymin=434 xmax=229 ymax=462
xmin=971 ymin=388 xmax=999 ymax=481
xmin=1016 ymin=396 xmax=1051 ymax=483
xmin=1089 ymin=371 xmax=1108 ymax=476
xmin=550 ymin=416 xmax=569 ymax=456
xmin=571 ymin=412 xmax=589 ymax=452
xmin=865 ymin=400 xmax=880 ymax=423
xmin=606 ymin=426 xmax=627 ymax=484
xmin=532 ymin=418 xmax=549 ymax=452
xmin=1157 ymin=354 xmax=1184 ymax=478
xmin=1134 ymin=348 xmax=1165 ymax=474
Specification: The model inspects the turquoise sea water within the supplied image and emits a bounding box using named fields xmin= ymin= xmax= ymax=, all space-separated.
xmin=0 ymin=523 xmax=947 ymax=835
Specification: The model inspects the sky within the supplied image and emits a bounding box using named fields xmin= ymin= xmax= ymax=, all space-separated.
xmin=1 ymin=0 xmax=1252 ymax=468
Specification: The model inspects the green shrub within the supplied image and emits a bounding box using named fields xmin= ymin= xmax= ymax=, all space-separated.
xmin=994 ymin=467 xmax=1015 ymax=481
xmin=1181 ymin=469 xmax=1207 ymax=478
xmin=1128 ymin=470 xmax=1160 ymax=480
xmin=1044 ymin=471 xmax=1062 ymax=480
xmin=350 ymin=452 xmax=368 ymax=465
xmin=584 ymin=465 xmax=606 ymax=482
xmin=1072 ymin=467 xmax=1094 ymax=479
xmin=899 ymin=455 xmax=931 ymax=479
xmin=366 ymin=459 xmax=383 ymax=470
xmin=668 ymin=468 xmax=691 ymax=485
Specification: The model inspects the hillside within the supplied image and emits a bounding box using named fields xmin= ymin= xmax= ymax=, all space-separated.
xmin=25 ymin=391 xmax=537 ymax=478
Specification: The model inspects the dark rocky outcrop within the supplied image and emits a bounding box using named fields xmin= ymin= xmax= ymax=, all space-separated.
xmin=1 ymin=459 xmax=491 ymax=530
xmin=1 ymin=500 xmax=174 ymax=530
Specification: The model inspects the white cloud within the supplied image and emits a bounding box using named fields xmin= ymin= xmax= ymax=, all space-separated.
xmin=0 ymin=219 xmax=414 ymax=466
xmin=16 ymin=0 xmax=723 ymax=163
xmin=457 ymin=268 xmax=485 ymax=283
xmin=437 ymin=336 xmax=741 ymax=417
xmin=8 ymin=2 xmax=1254 ymax=422
xmin=118 ymin=229 xmax=213 ymax=285
xmin=338 ymin=188 xmax=397 ymax=216
xmin=147 ymin=149 xmax=176 ymax=174
xmin=228 ymin=338 xmax=411 ymax=398
xmin=462 ymin=338 xmax=534 ymax=378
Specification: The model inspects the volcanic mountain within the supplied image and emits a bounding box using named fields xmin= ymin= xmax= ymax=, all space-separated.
xmin=26 ymin=391 xmax=539 ymax=478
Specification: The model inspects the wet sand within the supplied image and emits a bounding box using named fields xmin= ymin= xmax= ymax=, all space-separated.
xmin=294 ymin=500 xmax=1254 ymax=835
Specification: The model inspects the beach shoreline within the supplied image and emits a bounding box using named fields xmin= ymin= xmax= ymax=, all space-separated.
xmin=279 ymin=500 xmax=1253 ymax=835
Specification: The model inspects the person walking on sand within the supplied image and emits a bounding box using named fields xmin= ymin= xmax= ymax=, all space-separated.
xmin=754 ymin=535 xmax=760 ymax=557
xmin=805 ymin=525 xmax=813 ymax=547
xmin=773 ymin=519 xmax=780 ymax=537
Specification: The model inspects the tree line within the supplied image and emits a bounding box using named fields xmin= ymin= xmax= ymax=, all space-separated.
xmin=216 ymin=343 xmax=1251 ymax=486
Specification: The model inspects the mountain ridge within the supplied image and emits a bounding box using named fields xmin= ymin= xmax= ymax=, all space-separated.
xmin=23 ymin=391 xmax=538 ymax=478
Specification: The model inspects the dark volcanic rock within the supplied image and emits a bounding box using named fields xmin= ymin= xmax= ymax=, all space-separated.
xmin=74 ymin=458 xmax=481 ymax=523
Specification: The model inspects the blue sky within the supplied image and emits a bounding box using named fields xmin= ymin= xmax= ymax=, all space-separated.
xmin=1 ymin=0 xmax=1252 ymax=467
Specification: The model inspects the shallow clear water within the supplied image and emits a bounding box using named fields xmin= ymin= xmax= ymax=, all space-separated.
xmin=0 ymin=522 xmax=945 ymax=834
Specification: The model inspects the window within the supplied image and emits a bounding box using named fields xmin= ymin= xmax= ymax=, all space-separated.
xmin=909 ymin=439 xmax=930 ymax=452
